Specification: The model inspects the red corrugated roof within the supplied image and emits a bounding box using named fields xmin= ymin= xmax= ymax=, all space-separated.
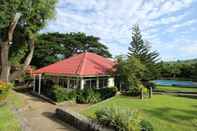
xmin=33 ymin=52 xmax=115 ymax=76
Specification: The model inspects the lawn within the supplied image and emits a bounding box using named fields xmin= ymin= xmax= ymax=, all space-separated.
xmin=82 ymin=95 xmax=197 ymax=131
xmin=0 ymin=91 xmax=23 ymax=131
xmin=156 ymin=85 xmax=197 ymax=92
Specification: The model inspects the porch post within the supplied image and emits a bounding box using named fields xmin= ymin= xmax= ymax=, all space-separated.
xmin=33 ymin=75 xmax=36 ymax=92
xmin=38 ymin=74 xmax=42 ymax=95
xmin=67 ymin=78 xmax=70 ymax=88
xmin=80 ymin=78 xmax=84 ymax=90
xmin=96 ymin=77 xmax=99 ymax=89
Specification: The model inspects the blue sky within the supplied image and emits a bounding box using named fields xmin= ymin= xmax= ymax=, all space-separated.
xmin=43 ymin=0 xmax=197 ymax=61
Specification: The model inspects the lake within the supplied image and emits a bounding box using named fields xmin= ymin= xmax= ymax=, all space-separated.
xmin=153 ymin=80 xmax=197 ymax=87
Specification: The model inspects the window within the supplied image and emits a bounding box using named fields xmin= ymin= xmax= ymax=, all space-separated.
xmin=99 ymin=77 xmax=108 ymax=88
xmin=69 ymin=79 xmax=80 ymax=89
xmin=59 ymin=79 xmax=68 ymax=88
xmin=84 ymin=78 xmax=97 ymax=89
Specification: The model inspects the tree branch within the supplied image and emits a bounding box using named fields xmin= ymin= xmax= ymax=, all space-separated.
xmin=5 ymin=13 xmax=21 ymax=43
xmin=9 ymin=38 xmax=35 ymax=81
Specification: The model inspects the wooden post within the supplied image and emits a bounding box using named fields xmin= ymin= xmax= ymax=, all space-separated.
xmin=38 ymin=74 xmax=42 ymax=95
xmin=149 ymin=87 xmax=152 ymax=98
xmin=67 ymin=79 xmax=70 ymax=88
xmin=96 ymin=77 xmax=99 ymax=89
xmin=33 ymin=75 xmax=36 ymax=92
xmin=141 ymin=87 xmax=143 ymax=100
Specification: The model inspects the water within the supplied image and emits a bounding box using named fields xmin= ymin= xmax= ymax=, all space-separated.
xmin=153 ymin=80 xmax=194 ymax=86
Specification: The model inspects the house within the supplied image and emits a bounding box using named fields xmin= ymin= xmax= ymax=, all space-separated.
xmin=33 ymin=52 xmax=116 ymax=95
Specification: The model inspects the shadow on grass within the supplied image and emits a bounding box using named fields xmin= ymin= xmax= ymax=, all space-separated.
xmin=175 ymin=94 xmax=197 ymax=99
xmin=144 ymin=107 xmax=197 ymax=127
xmin=42 ymin=112 xmax=78 ymax=131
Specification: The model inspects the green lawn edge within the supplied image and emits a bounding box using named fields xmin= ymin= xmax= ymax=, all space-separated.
xmin=81 ymin=94 xmax=197 ymax=131
xmin=0 ymin=91 xmax=24 ymax=131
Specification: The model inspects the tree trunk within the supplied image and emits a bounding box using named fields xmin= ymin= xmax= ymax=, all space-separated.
xmin=9 ymin=39 xmax=35 ymax=81
xmin=0 ymin=13 xmax=21 ymax=82
xmin=0 ymin=42 xmax=10 ymax=82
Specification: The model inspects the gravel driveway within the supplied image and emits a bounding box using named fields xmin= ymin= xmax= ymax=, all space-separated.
xmin=17 ymin=92 xmax=79 ymax=131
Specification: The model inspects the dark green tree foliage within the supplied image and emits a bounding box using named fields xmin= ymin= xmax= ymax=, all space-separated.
xmin=128 ymin=25 xmax=160 ymax=80
xmin=159 ymin=60 xmax=197 ymax=81
xmin=115 ymin=55 xmax=145 ymax=94
xmin=31 ymin=32 xmax=112 ymax=68
xmin=0 ymin=0 xmax=57 ymax=81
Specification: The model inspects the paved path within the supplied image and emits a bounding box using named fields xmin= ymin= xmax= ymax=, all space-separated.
xmin=17 ymin=92 xmax=79 ymax=131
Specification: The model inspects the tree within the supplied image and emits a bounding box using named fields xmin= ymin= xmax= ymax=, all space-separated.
xmin=31 ymin=32 xmax=112 ymax=68
xmin=115 ymin=55 xmax=145 ymax=96
xmin=0 ymin=0 xmax=57 ymax=82
xmin=128 ymin=24 xmax=160 ymax=80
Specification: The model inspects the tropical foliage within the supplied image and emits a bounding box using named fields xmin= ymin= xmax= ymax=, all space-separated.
xmin=95 ymin=107 xmax=153 ymax=131
xmin=50 ymin=85 xmax=117 ymax=103
xmin=76 ymin=88 xmax=101 ymax=104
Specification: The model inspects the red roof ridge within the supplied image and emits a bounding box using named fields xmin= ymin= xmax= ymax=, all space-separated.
xmin=75 ymin=52 xmax=86 ymax=75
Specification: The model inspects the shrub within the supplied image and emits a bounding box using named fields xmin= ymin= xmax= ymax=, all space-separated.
xmin=95 ymin=107 xmax=142 ymax=131
xmin=50 ymin=85 xmax=76 ymax=102
xmin=0 ymin=81 xmax=13 ymax=102
xmin=76 ymin=88 xmax=101 ymax=104
xmin=96 ymin=87 xmax=117 ymax=100
xmin=95 ymin=107 xmax=153 ymax=131
xmin=51 ymin=85 xmax=66 ymax=102
xmin=67 ymin=90 xmax=77 ymax=100
xmin=122 ymin=84 xmax=147 ymax=97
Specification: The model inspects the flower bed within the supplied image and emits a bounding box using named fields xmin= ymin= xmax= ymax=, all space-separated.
xmin=0 ymin=81 xmax=12 ymax=103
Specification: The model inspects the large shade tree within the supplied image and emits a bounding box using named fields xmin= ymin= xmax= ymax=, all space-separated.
xmin=128 ymin=24 xmax=160 ymax=80
xmin=31 ymin=32 xmax=112 ymax=68
xmin=0 ymin=0 xmax=57 ymax=82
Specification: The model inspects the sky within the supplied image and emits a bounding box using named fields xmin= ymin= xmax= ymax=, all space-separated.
xmin=42 ymin=0 xmax=197 ymax=61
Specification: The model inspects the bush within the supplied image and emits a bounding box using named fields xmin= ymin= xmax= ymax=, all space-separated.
xmin=50 ymin=85 xmax=117 ymax=103
xmin=0 ymin=81 xmax=13 ymax=102
xmin=95 ymin=107 xmax=142 ymax=131
xmin=51 ymin=85 xmax=66 ymax=102
xmin=76 ymin=88 xmax=101 ymax=104
xmin=51 ymin=85 xmax=76 ymax=102
xmin=96 ymin=87 xmax=117 ymax=100
xmin=95 ymin=107 xmax=153 ymax=131
xmin=122 ymin=84 xmax=148 ymax=97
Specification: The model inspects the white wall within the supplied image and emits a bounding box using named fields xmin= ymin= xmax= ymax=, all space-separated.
xmin=108 ymin=77 xmax=115 ymax=87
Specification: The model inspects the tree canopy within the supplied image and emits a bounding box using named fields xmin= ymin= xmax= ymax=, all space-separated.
xmin=0 ymin=0 xmax=57 ymax=81
xmin=31 ymin=32 xmax=112 ymax=68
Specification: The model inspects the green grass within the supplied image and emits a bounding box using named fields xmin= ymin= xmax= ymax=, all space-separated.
xmin=156 ymin=85 xmax=197 ymax=92
xmin=82 ymin=95 xmax=197 ymax=131
xmin=0 ymin=91 xmax=23 ymax=131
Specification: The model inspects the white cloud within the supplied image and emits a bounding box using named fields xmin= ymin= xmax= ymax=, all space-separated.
xmin=43 ymin=0 xmax=197 ymax=60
